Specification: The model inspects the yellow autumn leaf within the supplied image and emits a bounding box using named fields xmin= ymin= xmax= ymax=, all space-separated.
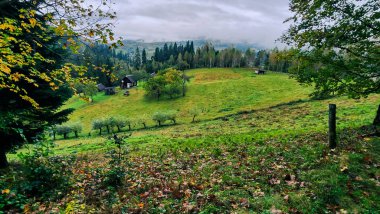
xmin=11 ymin=73 xmax=21 ymax=82
xmin=1 ymin=189 xmax=10 ymax=194
xmin=29 ymin=18 xmax=37 ymax=27
xmin=20 ymin=95 xmax=39 ymax=108
xmin=0 ymin=64 xmax=11 ymax=74
xmin=29 ymin=10 xmax=36 ymax=17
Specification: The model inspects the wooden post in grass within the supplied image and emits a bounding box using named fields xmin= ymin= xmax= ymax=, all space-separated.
xmin=329 ymin=104 xmax=337 ymax=149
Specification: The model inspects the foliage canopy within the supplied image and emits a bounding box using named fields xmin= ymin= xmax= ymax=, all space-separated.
xmin=282 ymin=0 xmax=380 ymax=99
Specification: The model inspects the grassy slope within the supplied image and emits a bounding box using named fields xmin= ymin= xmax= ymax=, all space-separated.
xmin=63 ymin=68 xmax=311 ymax=134
xmin=11 ymin=68 xmax=379 ymax=157
xmin=6 ymin=68 xmax=380 ymax=213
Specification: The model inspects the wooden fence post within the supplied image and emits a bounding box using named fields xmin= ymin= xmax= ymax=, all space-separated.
xmin=329 ymin=104 xmax=337 ymax=149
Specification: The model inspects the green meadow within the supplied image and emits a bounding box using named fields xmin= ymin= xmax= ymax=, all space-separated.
xmin=7 ymin=68 xmax=380 ymax=213
xmin=63 ymin=68 xmax=312 ymax=134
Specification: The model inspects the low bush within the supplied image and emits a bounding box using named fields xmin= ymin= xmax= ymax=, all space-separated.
xmin=103 ymin=134 xmax=131 ymax=188
xmin=7 ymin=140 xmax=75 ymax=210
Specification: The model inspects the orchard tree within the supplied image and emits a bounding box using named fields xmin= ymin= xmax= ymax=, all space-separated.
xmin=0 ymin=0 xmax=121 ymax=168
xmin=189 ymin=107 xmax=201 ymax=122
xmin=282 ymin=0 xmax=380 ymax=126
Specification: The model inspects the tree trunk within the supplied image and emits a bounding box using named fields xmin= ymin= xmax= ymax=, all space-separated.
xmin=99 ymin=128 xmax=102 ymax=135
xmin=0 ymin=147 xmax=8 ymax=169
xmin=373 ymin=104 xmax=380 ymax=126
xmin=128 ymin=125 xmax=131 ymax=131
xmin=158 ymin=121 xmax=161 ymax=126
xmin=64 ymin=133 xmax=67 ymax=139
xmin=143 ymin=123 xmax=146 ymax=129
xmin=117 ymin=126 xmax=121 ymax=132
xmin=75 ymin=131 xmax=78 ymax=138
xmin=53 ymin=132 xmax=56 ymax=140
xmin=192 ymin=115 xmax=196 ymax=123
xmin=106 ymin=125 xmax=110 ymax=134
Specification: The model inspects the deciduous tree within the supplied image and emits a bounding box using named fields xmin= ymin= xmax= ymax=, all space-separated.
xmin=281 ymin=0 xmax=380 ymax=125
xmin=0 ymin=0 xmax=120 ymax=168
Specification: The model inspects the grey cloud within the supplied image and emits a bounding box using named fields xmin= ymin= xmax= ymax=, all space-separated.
xmin=111 ymin=0 xmax=291 ymax=48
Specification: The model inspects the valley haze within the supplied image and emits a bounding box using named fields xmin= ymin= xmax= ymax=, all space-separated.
xmin=111 ymin=0 xmax=291 ymax=48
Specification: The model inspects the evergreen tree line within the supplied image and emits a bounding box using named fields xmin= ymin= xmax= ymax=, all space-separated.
xmin=68 ymin=42 xmax=295 ymax=90
xmin=70 ymin=44 xmax=128 ymax=85
xmin=132 ymin=41 xmax=294 ymax=73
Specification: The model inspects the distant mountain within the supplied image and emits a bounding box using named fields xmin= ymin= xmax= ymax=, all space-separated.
xmin=117 ymin=39 xmax=264 ymax=57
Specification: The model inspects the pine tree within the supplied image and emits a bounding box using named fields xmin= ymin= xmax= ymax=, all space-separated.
xmin=142 ymin=48 xmax=147 ymax=67
xmin=190 ymin=41 xmax=195 ymax=54
xmin=173 ymin=42 xmax=178 ymax=60
xmin=163 ymin=43 xmax=169 ymax=61
xmin=134 ymin=47 xmax=141 ymax=69
xmin=0 ymin=0 xmax=74 ymax=168
xmin=154 ymin=47 xmax=160 ymax=62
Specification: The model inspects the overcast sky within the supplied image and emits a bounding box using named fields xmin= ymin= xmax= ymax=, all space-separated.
xmin=111 ymin=0 xmax=291 ymax=48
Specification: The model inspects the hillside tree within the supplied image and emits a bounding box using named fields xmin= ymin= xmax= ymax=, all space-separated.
xmin=0 ymin=0 xmax=120 ymax=168
xmin=281 ymin=0 xmax=380 ymax=126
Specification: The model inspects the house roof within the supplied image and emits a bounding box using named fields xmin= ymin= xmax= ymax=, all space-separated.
xmin=97 ymin=83 xmax=106 ymax=91
xmin=123 ymin=75 xmax=136 ymax=83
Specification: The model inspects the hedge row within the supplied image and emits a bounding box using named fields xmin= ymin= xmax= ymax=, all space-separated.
xmin=91 ymin=111 xmax=180 ymax=135
xmin=52 ymin=108 xmax=203 ymax=139
xmin=92 ymin=117 xmax=132 ymax=135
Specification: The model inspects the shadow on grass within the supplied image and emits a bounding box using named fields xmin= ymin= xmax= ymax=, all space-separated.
xmin=211 ymin=99 xmax=311 ymax=122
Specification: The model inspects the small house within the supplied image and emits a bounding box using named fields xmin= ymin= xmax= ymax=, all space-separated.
xmin=104 ymin=87 xmax=116 ymax=95
xmin=255 ymin=69 xmax=266 ymax=75
xmin=121 ymin=75 xmax=137 ymax=89
xmin=97 ymin=83 xmax=106 ymax=91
